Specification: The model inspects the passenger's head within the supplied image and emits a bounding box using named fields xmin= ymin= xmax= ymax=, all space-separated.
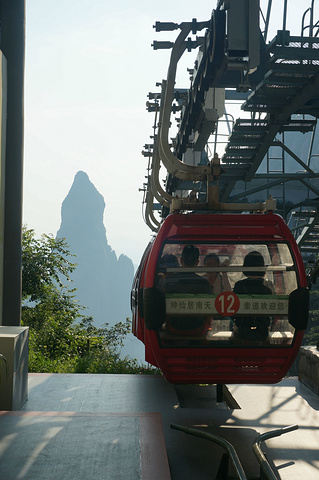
xmin=159 ymin=254 xmax=179 ymax=271
xmin=204 ymin=253 xmax=220 ymax=267
xmin=243 ymin=250 xmax=265 ymax=277
xmin=204 ymin=253 xmax=220 ymax=282
xmin=181 ymin=245 xmax=200 ymax=267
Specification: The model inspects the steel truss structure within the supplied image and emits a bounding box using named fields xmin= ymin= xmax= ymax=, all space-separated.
xmin=141 ymin=0 xmax=319 ymax=264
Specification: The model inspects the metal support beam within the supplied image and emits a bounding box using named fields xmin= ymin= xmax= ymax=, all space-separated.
xmin=0 ymin=1 xmax=25 ymax=326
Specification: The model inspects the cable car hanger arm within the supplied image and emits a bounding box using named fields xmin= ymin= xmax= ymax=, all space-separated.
xmin=157 ymin=22 xmax=213 ymax=181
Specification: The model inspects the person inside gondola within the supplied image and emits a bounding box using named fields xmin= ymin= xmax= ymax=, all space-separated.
xmin=162 ymin=245 xmax=211 ymax=294
xmin=233 ymin=250 xmax=274 ymax=295
xmin=157 ymin=254 xmax=179 ymax=292
xmin=161 ymin=244 xmax=211 ymax=336
xmin=204 ymin=253 xmax=232 ymax=295
xmin=233 ymin=250 xmax=273 ymax=341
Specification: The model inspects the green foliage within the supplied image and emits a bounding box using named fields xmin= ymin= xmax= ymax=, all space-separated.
xmin=22 ymin=227 xmax=76 ymax=302
xmin=21 ymin=227 xmax=157 ymax=375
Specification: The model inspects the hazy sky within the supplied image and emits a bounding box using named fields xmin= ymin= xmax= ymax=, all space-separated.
xmin=23 ymin=0 xmax=310 ymax=266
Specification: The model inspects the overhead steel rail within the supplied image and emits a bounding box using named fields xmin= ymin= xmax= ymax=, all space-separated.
xmin=141 ymin=0 xmax=319 ymax=259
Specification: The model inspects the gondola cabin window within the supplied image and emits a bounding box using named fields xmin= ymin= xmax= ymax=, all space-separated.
xmin=156 ymin=242 xmax=298 ymax=347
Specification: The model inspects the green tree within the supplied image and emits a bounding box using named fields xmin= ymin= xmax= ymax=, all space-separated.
xmin=22 ymin=227 xmax=76 ymax=301
xmin=21 ymin=227 xmax=153 ymax=374
xmin=22 ymin=227 xmax=82 ymax=364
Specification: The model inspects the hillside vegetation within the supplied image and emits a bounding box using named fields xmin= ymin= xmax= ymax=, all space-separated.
xmin=22 ymin=226 xmax=156 ymax=374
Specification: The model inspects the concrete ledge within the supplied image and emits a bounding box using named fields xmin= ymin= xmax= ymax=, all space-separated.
xmin=298 ymin=346 xmax=319 ymax=395
xmin=0 ymin=326 xmax=29 ymax=410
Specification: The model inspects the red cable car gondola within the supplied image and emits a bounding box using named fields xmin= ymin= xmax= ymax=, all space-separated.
xmin=132 ymin=212 xmax=309 ymax=384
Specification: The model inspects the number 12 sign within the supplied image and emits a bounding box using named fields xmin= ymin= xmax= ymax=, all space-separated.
xmin=215 ymin=292 xmax=240 ymax=316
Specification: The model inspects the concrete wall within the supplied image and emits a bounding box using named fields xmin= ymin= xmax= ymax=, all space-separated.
xmin=298 ymin=346 xmax=319 ymax=396
xmin=0 ymin=326 xmax=29 ymax=410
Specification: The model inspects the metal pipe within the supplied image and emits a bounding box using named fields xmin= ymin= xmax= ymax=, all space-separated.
xmin=151 ymin=167 xmax=171 ymax=207
xmin=158 ymin=22 xmax=212 ymax=181
xmin=144 ymin=187 xmax=160 ymax=232
xmin=171 ymin=424 xmax=247 ymax=480
xmin=263 ymin=0 xmax=273 ymax=42
xmin=282 ymin=0 xmax=288 ymax=32
xmin=144 ymin=198 xmax=160 ymax=232
xmin=150 ymin=82 xmax=172 ymax=206
xmin=310 ymin=0 xmax=315 ymax=36
xmin=252 ymin=424 xmax=298 ymax=480
xmin=302 ymin=8 xmax=311 ymax=37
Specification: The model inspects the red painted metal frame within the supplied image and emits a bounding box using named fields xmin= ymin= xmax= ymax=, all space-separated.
xmin=133 ymin=212 xmax=307 ymax=384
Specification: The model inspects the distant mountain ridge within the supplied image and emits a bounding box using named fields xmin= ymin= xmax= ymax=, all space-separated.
xmin=56 ymin=171 xmax=144 ymax=360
